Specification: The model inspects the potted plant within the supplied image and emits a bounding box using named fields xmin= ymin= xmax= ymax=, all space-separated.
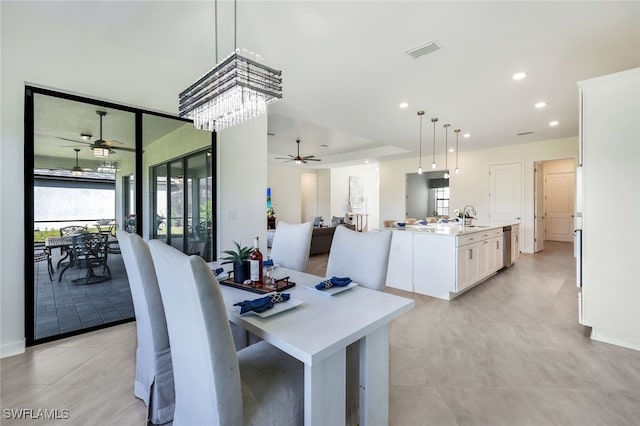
xmin=454 ymin=208 xmax=475 ymax=226
xmin=221 ymin=241 xmax=253 ymax=283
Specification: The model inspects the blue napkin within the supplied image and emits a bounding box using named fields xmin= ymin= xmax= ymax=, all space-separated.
xmin=234 ymin=293 xmax=291 ymax=314
xmin=263 ymin=259 xmax=274 ymax=268
xmin=213 ymin=267 xmax=224 ymax=275
xmin=315 ymin=276 xmax=352 ymax=290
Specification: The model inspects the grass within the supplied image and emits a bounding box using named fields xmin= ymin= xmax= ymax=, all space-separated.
xmin=33 ymin=227 xmax=101 ymax=243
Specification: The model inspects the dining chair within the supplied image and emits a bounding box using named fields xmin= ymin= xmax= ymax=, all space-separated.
xmin=325 ymin=225 xmax=393 ymax=425
xmin=148 ymin=240 xmax=304 ymax=426
xmin=326 ymin=225 xmax=393 ymax=290
xmin=58 ymin=225 xmax=87 ymax=260
xmin=117 ymin=230 xmax=175 ymax=425
xmin=269 ymin=220 xmax=313 ymax=272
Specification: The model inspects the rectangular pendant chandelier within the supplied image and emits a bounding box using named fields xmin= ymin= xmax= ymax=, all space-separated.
xmin=179 ymin=52 xmax=282 ymax=132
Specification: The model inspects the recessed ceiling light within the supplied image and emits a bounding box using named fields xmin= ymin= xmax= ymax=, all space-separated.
xmin=463 ymin=133 xmax=471 ymax=138
xmin=512 ymin=72 xmax=527 ymax=81
xmin=448 ymin=148 xmax=455 ymax=153
xmin=365 ymin=160 xmax=370 ymax=164
xmin=399 ymin=102 xmax=408 ymax=109
xmin=535 ymin=101 xmax=546 ymax=108
xmin=549 ymin=120 xmax=559 ymax=126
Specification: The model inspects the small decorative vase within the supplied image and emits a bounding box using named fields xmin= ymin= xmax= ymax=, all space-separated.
xmin=233 ymin=262 xmax=250 ymax=283
xmin=464 ymin=218 xmax=473 ymax=226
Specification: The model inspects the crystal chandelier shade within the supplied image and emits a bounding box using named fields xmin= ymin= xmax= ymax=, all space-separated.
xmin=179 ymin=52 xmax=282 ymax=132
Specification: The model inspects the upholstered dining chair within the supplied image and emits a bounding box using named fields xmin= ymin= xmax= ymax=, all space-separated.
xmin=148 ymin=240 xmax=304 ymax=426
xmin=269 ymin=220 xmax=313 ymax=272
xmin=325 ymin=225 xmax=393 ymax=425
xmin=117 ymin=230 xmax=174 ymax=425
xmin=326 ymin=225 xmax=393 ymax=291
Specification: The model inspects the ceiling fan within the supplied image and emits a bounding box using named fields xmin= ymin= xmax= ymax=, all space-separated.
xmin=275 ymin=139 xmax=321 ymax=164
xmin=58 ymin=110 xmax=135 ymax=156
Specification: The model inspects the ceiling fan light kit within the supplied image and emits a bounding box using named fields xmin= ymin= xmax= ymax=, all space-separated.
xmin=179 ymin=0 xmax=282 ymax=132
xmin=71 ymin=148 xmax=83 ymax=177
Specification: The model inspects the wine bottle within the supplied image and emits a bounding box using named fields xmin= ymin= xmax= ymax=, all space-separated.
xmin=250 ymin=236 xmax=263 ymax=287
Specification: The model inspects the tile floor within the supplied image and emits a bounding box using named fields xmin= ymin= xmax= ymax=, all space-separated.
xmin=4 ymin=242 xmax=640 ymax=425
xmin=34 ymin=249 xmax=134 ymax=340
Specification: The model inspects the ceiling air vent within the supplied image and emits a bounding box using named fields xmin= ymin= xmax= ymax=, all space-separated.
xmin=517 ymin=131 xmax=534 ymax=136
xmin=405 ymin=41 xmax=440 ymax=58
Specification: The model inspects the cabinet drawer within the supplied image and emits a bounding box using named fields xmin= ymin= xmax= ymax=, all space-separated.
xmin=457 ymin=233 xmax=481 ymax=246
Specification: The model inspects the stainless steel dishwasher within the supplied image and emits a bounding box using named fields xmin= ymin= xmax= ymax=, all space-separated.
xmin=502 ymin=226 xmax=512 ymax=268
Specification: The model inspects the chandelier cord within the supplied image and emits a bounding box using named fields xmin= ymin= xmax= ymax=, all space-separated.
xmin=214 ymin=0 xmax=218 ymax=63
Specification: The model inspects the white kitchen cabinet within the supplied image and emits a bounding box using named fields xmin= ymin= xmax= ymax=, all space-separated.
xmin=511 ymin=224 xmax=520 ymax=263
xmin=456 ymin=242 xmax=479 ymax=292
xmin=386 ymin=231 xmax=414 ymax=292
xmin=579 ymin=67 xmax=640 ymax=351
xmin=385 ymin=225 xmax=510 ymax=300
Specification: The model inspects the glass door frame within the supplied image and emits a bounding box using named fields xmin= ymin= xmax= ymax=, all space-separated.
xmin=24 ymin=85 xmax=216 ymax=346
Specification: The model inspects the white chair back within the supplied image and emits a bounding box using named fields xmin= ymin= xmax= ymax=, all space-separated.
xmin=269 ymin=221 xmax=313 ymax=272
xmin=117 ymin=230 xmax=174 ymax=424
xmin=326 ymin=226 xmax=393 ymax=290
xmin=148 ymin=240 xmax=243 ymax=426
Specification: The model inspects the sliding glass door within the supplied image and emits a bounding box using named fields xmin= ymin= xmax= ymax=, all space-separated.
xmin=151 ymin=149 xmax=213 ymax=261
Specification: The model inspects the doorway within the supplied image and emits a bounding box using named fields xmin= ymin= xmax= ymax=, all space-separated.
xmin=542 ymin=159 xmax=576 ymax=243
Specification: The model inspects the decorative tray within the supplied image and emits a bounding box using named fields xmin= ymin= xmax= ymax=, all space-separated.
xmin=219 ymin=274 xmax=296 ymax=295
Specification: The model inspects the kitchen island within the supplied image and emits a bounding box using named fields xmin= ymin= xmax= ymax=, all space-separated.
xmin=385 ymin=223 xmax=519 ymax=300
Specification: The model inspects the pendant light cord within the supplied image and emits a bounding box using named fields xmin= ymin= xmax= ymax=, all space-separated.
xmin=234 ymin=0 xmax=237 ymax=52
xmin=418 ymin=111 xmax=424 ymax=170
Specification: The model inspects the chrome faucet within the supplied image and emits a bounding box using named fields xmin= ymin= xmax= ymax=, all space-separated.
xmin=461 ymin=205 xmax=477 ymax=230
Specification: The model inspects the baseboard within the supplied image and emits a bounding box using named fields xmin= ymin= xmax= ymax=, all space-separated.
xmin=590 ymin=328 xmax=640 ymax=352
xmin=0 ymin=339 xmax=26 ymax=358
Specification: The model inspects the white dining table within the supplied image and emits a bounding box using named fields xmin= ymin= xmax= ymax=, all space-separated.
xmin=211 ymin=265 xmax=414 ymax=426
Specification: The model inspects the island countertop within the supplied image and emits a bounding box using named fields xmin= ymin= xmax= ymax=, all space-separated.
xmin=384 ymin=222 xmax=515 ymax=236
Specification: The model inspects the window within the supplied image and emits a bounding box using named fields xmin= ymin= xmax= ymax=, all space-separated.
xmin=435 ymin=187 xmax=450 ymax=216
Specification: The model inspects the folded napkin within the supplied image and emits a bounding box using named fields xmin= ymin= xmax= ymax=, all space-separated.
xmin=213 ymin=267 xmax=224 ymax=276
xmin=234 ymin=293 xmax=291 ymax=314
xmin=315 ymin=276 xmax=352 ymax=290
xmin=263 ymin=259 xmax=274 ymax=268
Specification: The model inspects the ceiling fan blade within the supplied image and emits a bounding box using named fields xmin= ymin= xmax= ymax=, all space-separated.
xmin=103 ymin=139 xmax=124 ymax=146
xmin=112 ymin=146 xmax=136 ymax=153
xmin=303 ymin=158 xmax=322 ymax=161
xmin=57 ymin=137 xmax=91 ymax=145
xmin=274 ymin=157 xmax=291 ymax=160
xmin=59 ymin=144 xmax=88 ymax=148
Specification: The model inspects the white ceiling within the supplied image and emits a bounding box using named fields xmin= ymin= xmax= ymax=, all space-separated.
xmin=25 ymin=1 xmax=640 ymax=168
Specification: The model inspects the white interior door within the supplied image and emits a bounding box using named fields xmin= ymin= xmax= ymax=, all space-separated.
xmin=489 ymin=163 xmax=522 ymax=224
xmin=534 ymin=161 xmax=545 ymax=252
xmin=545 ymin=172 xmax=575 ymax=242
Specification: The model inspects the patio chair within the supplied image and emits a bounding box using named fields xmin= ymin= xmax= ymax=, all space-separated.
xmin=34 ymin=242 xmax=53 ymax=281
xmin=63 ymin=233 xmax=111 ymax=285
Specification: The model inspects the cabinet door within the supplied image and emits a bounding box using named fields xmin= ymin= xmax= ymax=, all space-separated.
xmin=511 ymin=230 xmax=520 ymax=263
xmin=494 ymin=237 xmax=504 ymax=269
xmin=456 ymin=245 xmax=468 ymax=290
xmin=478 ymin=240 xmax=489 ymax=278
xmin=457 ymin=243 xmax=479 ymax=291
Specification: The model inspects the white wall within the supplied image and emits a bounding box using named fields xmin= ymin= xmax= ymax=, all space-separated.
xmin=267 ymin=164 xmax=304 ymax=225
xmin=330 ymin=163 xmax=380 ymax=230
xmin=301 ymin=172 xmax=318 ymax=222
xmin=380 ymin=137 xmax=579 ymax=253
xmin=317 ymin=169 xmax=331 ymax=221
xmin=0 ymin=2 xmax=267 ymax=356
xmin=217 ymin=115 xmax=268 ymax=256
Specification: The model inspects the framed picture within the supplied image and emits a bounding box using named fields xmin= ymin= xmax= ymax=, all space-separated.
xmin=349 ymin=176 xmax=364 ymax=209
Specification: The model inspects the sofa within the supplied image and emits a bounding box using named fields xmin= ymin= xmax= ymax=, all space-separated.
xmin=309 ymin=226 xmax=336 ymax=255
